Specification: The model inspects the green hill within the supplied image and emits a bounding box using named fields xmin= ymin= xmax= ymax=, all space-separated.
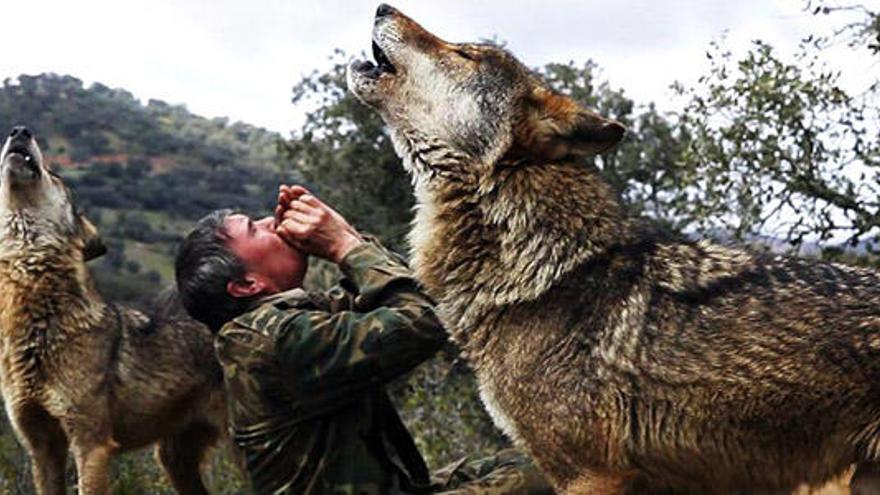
xmin=0 ymin=73 xmax=297 ymax=303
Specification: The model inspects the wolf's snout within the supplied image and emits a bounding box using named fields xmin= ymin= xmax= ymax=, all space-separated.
xmin=9 ymin=126 xmax=32 ymax=142
xmin=375 ymin=4 xmax=396 ymax=19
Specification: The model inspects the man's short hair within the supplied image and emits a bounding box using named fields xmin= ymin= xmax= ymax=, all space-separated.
xmin=175 ymin=209 xmax=254 ymax=331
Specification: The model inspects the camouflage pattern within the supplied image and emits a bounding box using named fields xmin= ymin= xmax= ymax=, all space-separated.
xmin=432 ymin=450 xmax=554 ymax=495
xmin=216 ymin=239 xmax=552 ymax=494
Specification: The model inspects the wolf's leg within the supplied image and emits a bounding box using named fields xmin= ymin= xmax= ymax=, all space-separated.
xmin=852 ymin=462 xmax=880 ymax=495
xmin=71 ymin=442 xmax=115 ymax=495
xmin=156 ymin=420 xmax=220 ymax=495
xmin=10 ymin=404 xmax=69 ymax=495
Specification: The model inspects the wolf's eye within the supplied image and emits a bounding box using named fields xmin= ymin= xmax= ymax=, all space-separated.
xmin=454 ymin=49 xmax=475 ymax=61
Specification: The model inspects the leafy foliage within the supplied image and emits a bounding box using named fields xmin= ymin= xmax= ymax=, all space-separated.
xmin=673 ymin=23 xmax=879 ymax=248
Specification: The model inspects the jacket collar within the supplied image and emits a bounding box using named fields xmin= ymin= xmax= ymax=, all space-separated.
xmin=248 ymin=287 xmax=310 ymax=311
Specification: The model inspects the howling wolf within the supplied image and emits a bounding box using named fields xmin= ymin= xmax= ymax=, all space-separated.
xmin=348 ymin=5 xmax=880 ymax=494
xmin=0 ymin=126 xmax=224 ymax=495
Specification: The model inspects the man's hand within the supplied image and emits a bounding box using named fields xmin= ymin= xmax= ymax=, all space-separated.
xmin=275 ymin=185 xmax=364 ymax=264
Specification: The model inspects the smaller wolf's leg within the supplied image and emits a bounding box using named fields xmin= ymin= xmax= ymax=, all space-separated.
xmin=26 ymin=424 xmax=69 ymax=495
xmin=29 ymin=438 xmax=69 ymax=495
xmin=852 ymin=462 xmax=880 ymax=495
xmin=71 ymin=442 xmax=114 ymax=495
xmin=12 ymin=405 xmax=70 ymax=495
xmin=156 ymin=420 xmax=220 ymax=495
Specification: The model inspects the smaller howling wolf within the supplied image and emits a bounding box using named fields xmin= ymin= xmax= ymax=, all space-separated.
xmin=349 ymin=4 xmax=880 ymax=494
xmin=0 ymin=126 xmax=224 ymax=495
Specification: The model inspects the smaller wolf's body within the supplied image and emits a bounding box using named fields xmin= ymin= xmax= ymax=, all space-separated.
xmin=349 ymin=5 xmax=880 ymax=493
xmin=0 ymin=127 xmax=224 ymax=495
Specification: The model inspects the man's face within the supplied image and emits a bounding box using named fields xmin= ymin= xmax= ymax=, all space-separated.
xmin=223 ymin=214 xmax=307 ymax=295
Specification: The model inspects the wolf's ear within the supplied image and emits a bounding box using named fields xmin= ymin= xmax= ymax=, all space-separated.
xmin=77 ymin=214 xmax=107 ymax=262
xmin=518 ymin=90 xmax=626 ymax=162
xmin=557 ymin=108 xmax=626 ymax=157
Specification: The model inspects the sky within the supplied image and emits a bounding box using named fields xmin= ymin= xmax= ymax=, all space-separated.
xmin=7 ymin=0 xmax=878 ymax=134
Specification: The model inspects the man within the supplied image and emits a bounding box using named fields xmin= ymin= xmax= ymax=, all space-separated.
xmin=175 ymin=185 xmax=552 ymax=494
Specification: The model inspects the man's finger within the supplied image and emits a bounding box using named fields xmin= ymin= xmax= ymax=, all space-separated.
xmin=277 ymin=219 xmax=309 ymax=239
xmin=286 ymin=185 xmax=310 ymax=199
xmin=298 ymin=194 xmax=322 ymax=207
xmin=282 ymin=210 xmax=318 ymax=227
xmin=288 ymin=200 xmax=319 ymax=215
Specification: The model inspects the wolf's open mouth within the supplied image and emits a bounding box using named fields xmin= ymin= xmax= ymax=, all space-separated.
xmin=4 ymin=145 xmax=39 ymax=177
xmin=353 ymin=41 xmax=397 ymax=78
xmin=6 ymin=145 xmax=32 ymax=161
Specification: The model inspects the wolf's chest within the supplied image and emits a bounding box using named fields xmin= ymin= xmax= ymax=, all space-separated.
xmin=476 ymin=372 xmax=521 ymax=443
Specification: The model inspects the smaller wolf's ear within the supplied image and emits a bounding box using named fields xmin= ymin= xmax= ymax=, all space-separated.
xmin=519 ymin=90 xmax=626 ymax=162
xmin=77 ymin=214 xmax=107 ymax=262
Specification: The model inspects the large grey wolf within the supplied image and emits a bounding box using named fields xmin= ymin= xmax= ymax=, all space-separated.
xmin=348 ymin=5 xmax=880 ymax=494
xmin=0 ymin=126 xmax=224 ymax=495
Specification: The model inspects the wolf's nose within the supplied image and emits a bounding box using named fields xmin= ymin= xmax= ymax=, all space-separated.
xmin=376 ymin=4 xmax=396 ymax=18
xmin=9 ymin=126 xmax=32 ymax=140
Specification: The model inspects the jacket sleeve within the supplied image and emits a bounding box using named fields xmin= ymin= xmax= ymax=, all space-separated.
xmin=232 ymin=240 xmax=446 ymax=408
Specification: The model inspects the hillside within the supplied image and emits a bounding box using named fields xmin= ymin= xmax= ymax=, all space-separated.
xmin=0 ymin=73 xmax=297 ymax=302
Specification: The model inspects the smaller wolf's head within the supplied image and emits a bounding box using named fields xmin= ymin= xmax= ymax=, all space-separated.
xmin=0 ymin=126 xmax=105 ymax=261
xmin=348 ymin=4 xmax=625 ymax=183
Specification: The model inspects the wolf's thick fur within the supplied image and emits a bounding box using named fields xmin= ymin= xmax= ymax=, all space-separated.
xmin=0 ymin=127 xmax=224 ymax=495
xmin=349 ymin=6 xmax=880 ymax=494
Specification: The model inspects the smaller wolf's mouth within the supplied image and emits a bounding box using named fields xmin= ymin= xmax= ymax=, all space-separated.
xmin=3 ymin=145 xmax=40 ymax=180
xmin=6 ymin=145 xmax=32 ymax=161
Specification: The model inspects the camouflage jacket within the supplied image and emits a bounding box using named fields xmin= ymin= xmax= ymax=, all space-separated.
xmin=215 ymin=239 xmax=446 ymax=495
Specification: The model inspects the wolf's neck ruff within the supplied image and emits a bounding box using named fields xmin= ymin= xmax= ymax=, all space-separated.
xmin=0 ymin=222 xmax=104 ymax=342
xmin=408 ymin=153 xmax=628 ymax=348
xmin=0 ymin=246 xmax=105 ymax=407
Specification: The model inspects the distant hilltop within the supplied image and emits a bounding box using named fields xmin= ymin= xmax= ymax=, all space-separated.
xmin=0 ymin=73 xmax=282 ymax=172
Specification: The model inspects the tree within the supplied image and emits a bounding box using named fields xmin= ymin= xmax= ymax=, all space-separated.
xmin=807 ymin=1 xmax=879 ymax=57
xmin=671 ymin=3 xmax=880 ymax=249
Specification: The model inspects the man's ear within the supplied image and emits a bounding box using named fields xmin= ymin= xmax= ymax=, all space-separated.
xmin=516 ymin=89 xmax=626 ymax=162
xmin=227 ymin=276 xmax=266 ymax=299
xmin=77 ymin=214 xmax=107 ymax=262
